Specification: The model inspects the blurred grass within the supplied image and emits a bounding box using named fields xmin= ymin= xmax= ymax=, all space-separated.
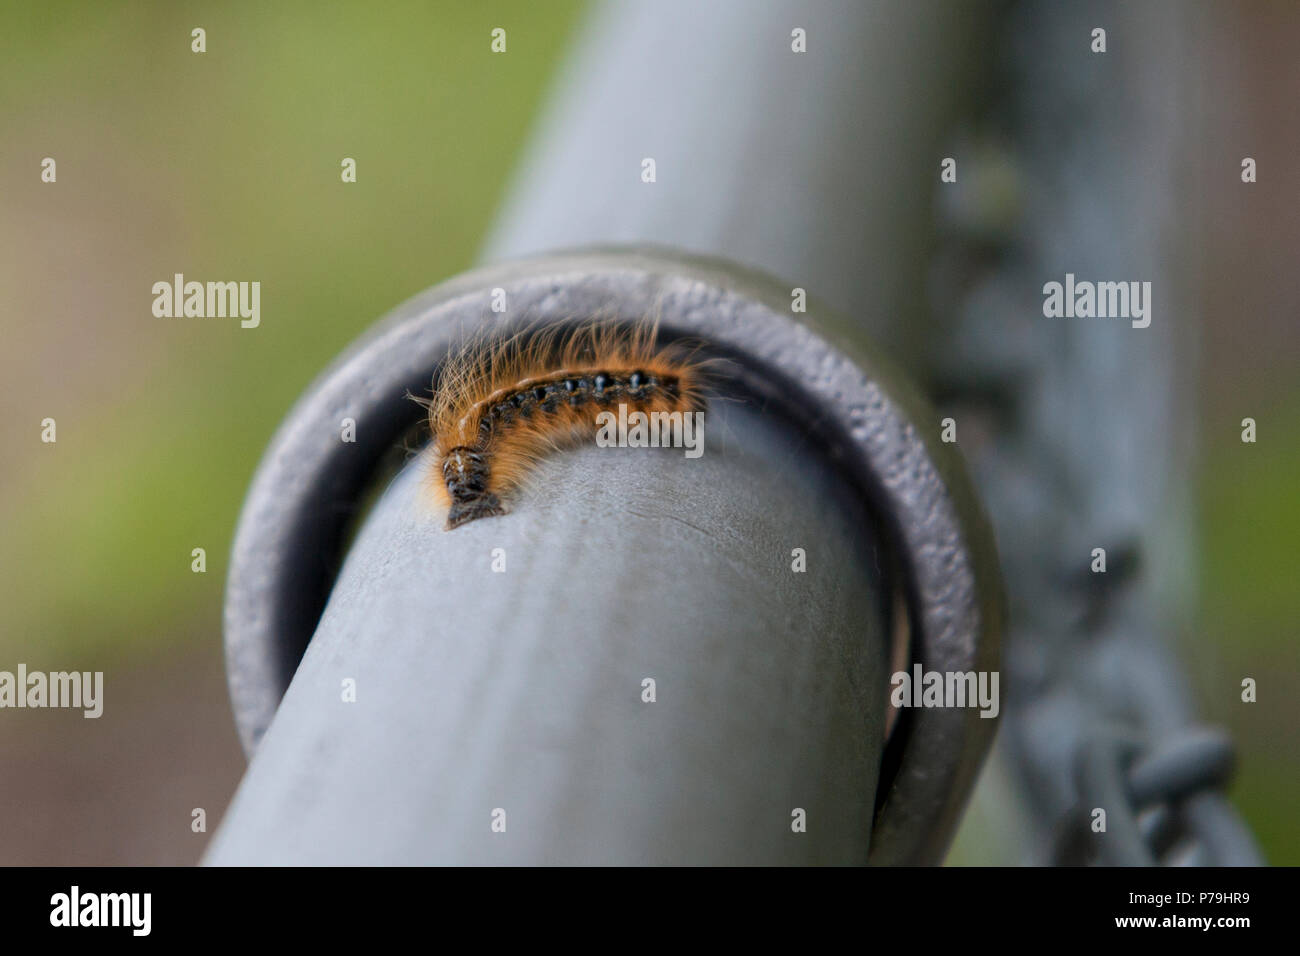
xmin=0 ymin=0 xmax=583 ymax=662
xmin=1199 ymin=401 xmax=1300 ymax=645
xmin=1196 ymin=394 xmax=1300 ymax=863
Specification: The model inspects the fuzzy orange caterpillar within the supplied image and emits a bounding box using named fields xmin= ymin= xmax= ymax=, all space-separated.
xmin=423 ymin=322 xmax=707 ymax=529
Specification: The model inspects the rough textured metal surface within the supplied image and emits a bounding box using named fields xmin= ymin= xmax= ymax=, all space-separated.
xmin=210 ymin=401 xmax=887 ymax=865
xmin=222 ymin=247 xmax=1004 ymax=865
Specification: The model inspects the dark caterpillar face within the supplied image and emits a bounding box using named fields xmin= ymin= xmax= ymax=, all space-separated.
xmin=441 ymin=446 xmax=503 ymax=529
xmin=445 ymin=492 xmax=505 ymax=529
xmin=442 ymin=447 xmax=489 ymax=499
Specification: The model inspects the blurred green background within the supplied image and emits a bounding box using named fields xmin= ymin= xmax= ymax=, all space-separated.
xmin=0 ymin=0 xmax=584 ymax=863
xmin=0 ymin=1 xmax=1294 ymax=864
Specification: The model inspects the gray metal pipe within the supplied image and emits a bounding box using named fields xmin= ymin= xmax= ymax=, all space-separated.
xmin=212 ymin=0 xmax=1002 ymax=864
xmin=484 ymin=0 xmax=992 ymax=368
xmin=207 ymin=402 xmax=889 ymax=864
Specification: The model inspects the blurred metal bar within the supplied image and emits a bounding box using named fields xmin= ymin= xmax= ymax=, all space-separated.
xmin=933 ymin=0 xmax=1262 ymax=864
xmin=483 ymin=0 xmax=994 ymax=370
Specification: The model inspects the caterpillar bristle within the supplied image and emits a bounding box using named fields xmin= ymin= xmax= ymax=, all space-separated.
xmin=421 ymin=320 xmax=709 ymax=529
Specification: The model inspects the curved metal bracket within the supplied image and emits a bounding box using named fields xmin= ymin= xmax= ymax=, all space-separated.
xmin=223 ymin=246 xmax=1004 ymax=865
